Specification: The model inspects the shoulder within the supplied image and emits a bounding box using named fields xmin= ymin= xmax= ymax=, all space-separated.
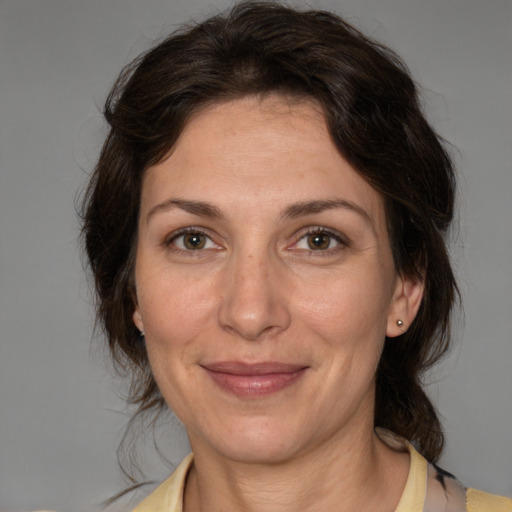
xmin=378 ymin=429 xmax=511 ymax=512
xmin=425 ymin=460 xmax=512 ymax=512
xmin=466 ymin=488 xmax=512 ymax=512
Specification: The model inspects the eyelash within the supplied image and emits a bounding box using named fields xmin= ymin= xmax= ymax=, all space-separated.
xmin=291 ymin=227 xmax=348 ymax=255
xmin=165 ymin=227 xmax=220 ymax=254
xmin=164 ymin=226 xmax=348 ymax=255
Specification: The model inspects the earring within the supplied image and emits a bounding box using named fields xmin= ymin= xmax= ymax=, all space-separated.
xmin=396 ymin=320 xmax=404 ymax=327
xmin=139 ymin=329 xmax=145 ymax=337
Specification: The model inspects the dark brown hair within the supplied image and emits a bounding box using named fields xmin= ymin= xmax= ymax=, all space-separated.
xmin=82 ymin=1 xmax=457 ymax=467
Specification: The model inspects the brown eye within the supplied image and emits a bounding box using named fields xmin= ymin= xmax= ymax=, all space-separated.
xmin=307 ymin=232 xmax=332 ymax=250
xmin=169 ymin=229 xmax=219 ymax=252
xmin=183 ymin=232 xmax=207 ymax=250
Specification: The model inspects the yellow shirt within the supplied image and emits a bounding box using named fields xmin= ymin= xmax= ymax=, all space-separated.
xmin=133 ymin=440 xmax=512 ymax=512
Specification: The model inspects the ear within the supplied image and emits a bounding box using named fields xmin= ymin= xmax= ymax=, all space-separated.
xmin=133 ymin=307 xmax=144 ymax=333
xmin=386 ymin=273 xmax=424 ymax=338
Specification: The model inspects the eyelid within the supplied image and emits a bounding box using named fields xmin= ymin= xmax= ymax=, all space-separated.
xmin=289 ymin=226 xmax=349 ymax=252
xmin=165 ymin=226 xmax=221 ymax=251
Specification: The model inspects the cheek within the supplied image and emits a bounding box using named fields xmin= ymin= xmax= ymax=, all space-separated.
xmin=136 ymin=263 xmax=218 ymax=340
xmin=290 ymin=274 xmax=388 ymax=428
xmin=294 ymin=268 xmax=392 ymax=345
xmin=291 ymin=267 xmax=392 ymax=400
xmin=138 ymin=276 xmax=213 ymax=418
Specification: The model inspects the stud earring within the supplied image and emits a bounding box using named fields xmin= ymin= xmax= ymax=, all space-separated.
xmin=396 ymin=320 xmax=404 ymax=327
xmin=139 ymin=330 xmax=145 ymax=337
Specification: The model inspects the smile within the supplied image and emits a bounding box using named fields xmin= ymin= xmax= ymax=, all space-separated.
xmin=201 ymin=362 xmax=308 ymax=398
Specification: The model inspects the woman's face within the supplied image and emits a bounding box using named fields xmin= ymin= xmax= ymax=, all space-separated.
xmin=133 ymin=96 xmax=422 ymax=464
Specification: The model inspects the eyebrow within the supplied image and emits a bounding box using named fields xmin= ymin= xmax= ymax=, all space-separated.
xmin=281 ymin=199 xmax=372 ymax=224
xmin=146 ymin=197 xmax=372 ymax=226
xmin=146 ymin=198 xmax=224 ymax=223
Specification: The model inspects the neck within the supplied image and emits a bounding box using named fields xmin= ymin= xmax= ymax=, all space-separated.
xmin=183 ymin=424 xmax=409 ymax=512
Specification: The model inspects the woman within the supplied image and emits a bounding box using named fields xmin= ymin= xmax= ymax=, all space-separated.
xmin=82 ymin=2 xmax=511 ymax=511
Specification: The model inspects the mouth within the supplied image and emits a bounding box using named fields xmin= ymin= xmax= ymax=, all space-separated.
xmin=200 ymin=361 xmax=308 ymax=398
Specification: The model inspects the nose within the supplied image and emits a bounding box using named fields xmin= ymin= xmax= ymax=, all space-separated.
xmin=217 ymin=249 xmax=291 ymax=341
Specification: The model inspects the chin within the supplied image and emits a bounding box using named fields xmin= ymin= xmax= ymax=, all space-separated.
xmin=216 ymin=438 xmax=300 ymax=465
xmin=191 ymin=415 xmax=310 ymax=465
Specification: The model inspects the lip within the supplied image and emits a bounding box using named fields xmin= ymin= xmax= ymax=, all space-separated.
xmin=201 ymin=361 xmax=308 ymax=398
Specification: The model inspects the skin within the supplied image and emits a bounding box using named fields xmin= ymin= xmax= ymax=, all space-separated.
xmin=133 ymin=96 xmax=424 ymax=512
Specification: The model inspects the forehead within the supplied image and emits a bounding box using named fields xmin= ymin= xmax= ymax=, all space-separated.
xmin=142 ymin=95 xmax=386 ymax=229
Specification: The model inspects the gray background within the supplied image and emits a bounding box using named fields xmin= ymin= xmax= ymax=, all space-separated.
xmin=1 ymin=0 xmax=511 ymax=510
